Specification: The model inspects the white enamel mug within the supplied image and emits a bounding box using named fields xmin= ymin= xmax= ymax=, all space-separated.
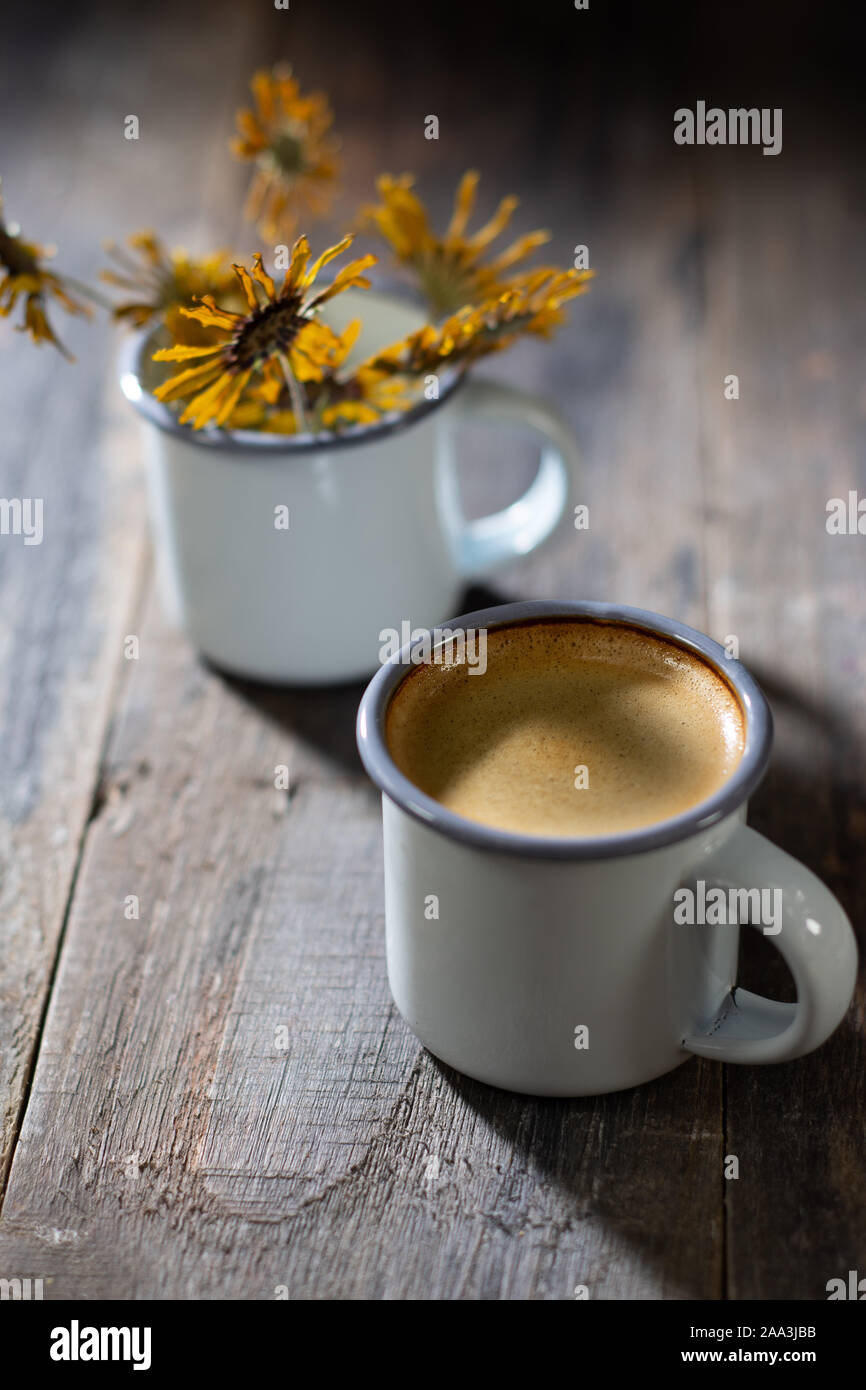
xmin=119 ymin=291 xmax=576 ymax=684
xmin=356 ymin=600 xmax=858 ymax=1096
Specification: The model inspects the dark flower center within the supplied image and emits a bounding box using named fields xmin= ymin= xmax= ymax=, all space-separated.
xmin=230 ymin=298 xmax=304 ymax=370
xmin=268 ymin=126 xmax=307 ymax=178
xmin=0 ymin=226 xmax=40 ymax=278
xmin=420 ymin=253 xmax=479 ymax=318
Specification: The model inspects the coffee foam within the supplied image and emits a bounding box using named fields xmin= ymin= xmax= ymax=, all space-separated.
xmin=384 ymin=620 xmax=746 ymax=838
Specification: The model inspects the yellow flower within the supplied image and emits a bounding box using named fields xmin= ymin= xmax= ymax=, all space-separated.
xmin=313 ymin=319 xmax=417 ymax=429
xmin=0 ymin=182 xmax=89 ymax=358
xmin=101 ymin=232 xmax=238 ymax=333
xmin=224 ymin=319 xmax=416 ymax=434
xmin=152 ymin=235 xmax=376 ymax=430
xmin=228 ymin=397 xmax=299 ymax=434
xmin=361 ymin=171 xmax=552 ymax=317
xmin=358 ymin=266 xmax=593 ymax=380
xmin=222 ymin=361 xmax=299 ymax=432
xmin=232 ymin=64 xmax=340 ymax=242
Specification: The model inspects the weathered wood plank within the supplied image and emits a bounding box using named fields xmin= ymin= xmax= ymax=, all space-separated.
xmin=699 ymin=148 xmax=866 ymax=1299
xmin=0 ymin=0 xmax=253 ymax=1187
xmin=0 ymin=39 xmax=148 ymax=1187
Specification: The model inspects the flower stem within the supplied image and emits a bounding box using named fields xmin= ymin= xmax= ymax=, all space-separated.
xmin=277 ymin=352 xmax=308 ymax=432
xmin=62 ymin=276 xmax=115 ymax=312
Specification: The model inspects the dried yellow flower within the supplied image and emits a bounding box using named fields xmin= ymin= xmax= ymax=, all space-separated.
xmin=232 ymin=64 xmax=340 ymax=242
xmin=361 ymin=171 xmax=552 ymax=317
xmin=152 ymin=236 xmax=375 ymax=430
xmin=0 ymin=182 xmax=90 ymax=358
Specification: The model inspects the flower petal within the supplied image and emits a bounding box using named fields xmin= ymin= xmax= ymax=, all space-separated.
xmin=233 ymin=262 xmax=261 ymax=313
xmin=153 ymin=359 xmax=226 ymax=402
xmin=304 ymin=233 xmax=354 ymax=287
xmin=446 ymin=170 xmax=480 ymax=240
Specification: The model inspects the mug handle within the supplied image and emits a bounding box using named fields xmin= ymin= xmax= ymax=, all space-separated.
xmin=682 ymin=824 xmax=858 ymax=1064
xmin=449 ymin=377 xmax=575 ymax=580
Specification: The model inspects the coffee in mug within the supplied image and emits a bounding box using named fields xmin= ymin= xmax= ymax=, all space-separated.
xmin=385 ymin=619 xmax=746 ymax=838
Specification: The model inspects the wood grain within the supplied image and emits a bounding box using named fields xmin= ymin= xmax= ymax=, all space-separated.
xmin=0 ymin=24 xmax=150 ymax=1186
xmin=0 ymin=0 xmax=252 ymax=1185
xmin=698 ymin=146 xmax=866 ymax=1299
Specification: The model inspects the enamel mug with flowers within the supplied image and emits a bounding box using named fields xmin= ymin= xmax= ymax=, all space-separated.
xmin=2 ymin=64 xmax=590 ymax=686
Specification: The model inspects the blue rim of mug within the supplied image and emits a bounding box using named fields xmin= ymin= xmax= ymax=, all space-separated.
xmin=117 ymin=316 xmax=465 ymax=455
xmin=356 ymin=600 xmax=774 ymax=861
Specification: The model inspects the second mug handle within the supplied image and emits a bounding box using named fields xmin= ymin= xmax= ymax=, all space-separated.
xmin=682 ymin=824 xmax=857 ymax=1064
xmin=449 ymin=377 xmax=576 ymax=580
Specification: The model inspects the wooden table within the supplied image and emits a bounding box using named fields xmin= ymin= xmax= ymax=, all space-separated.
xmin=1 ymin=0 xmax=863 ymax=1299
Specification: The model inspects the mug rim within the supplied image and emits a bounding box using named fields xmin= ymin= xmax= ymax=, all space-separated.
xmin=117 ymin=288 xmax=465 ymax=456
xmin=356 ymin=599 xmax=774 ymax=861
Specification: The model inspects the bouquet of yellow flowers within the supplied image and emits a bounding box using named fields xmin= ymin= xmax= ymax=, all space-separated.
xmin=0 ymin=62 xmax=592 ymax=435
